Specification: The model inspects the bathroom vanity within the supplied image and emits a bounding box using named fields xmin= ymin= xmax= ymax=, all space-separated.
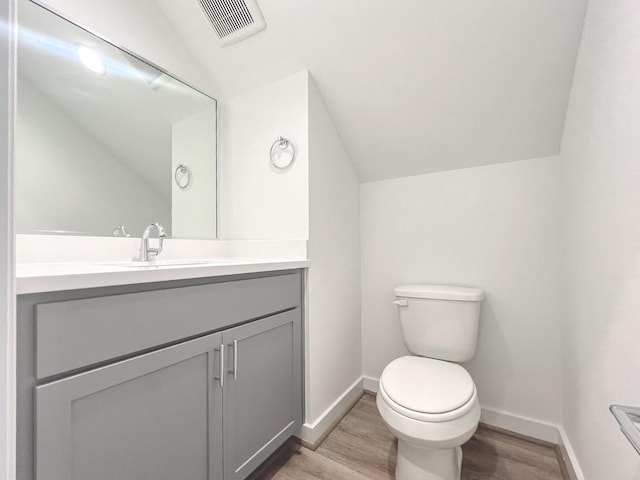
xmin=16 ymin=266 xmax=305 ymax=480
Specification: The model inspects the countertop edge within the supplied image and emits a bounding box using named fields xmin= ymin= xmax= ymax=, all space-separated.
xmin=16 ymin=260 xmax=310 ymax=295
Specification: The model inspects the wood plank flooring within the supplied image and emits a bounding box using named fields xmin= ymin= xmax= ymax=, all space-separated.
xmin=252 ymin=393 xmax=566 ymax=480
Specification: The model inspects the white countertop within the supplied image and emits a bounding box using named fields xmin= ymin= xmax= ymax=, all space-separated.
xmin=16 ymin=259 xmax=310 ymax=295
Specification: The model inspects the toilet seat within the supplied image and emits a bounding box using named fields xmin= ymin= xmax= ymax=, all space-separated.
xmin=379 ymin=356 xmax=477 ymax=423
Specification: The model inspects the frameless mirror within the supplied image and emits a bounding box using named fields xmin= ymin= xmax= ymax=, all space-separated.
xmin=16 ymin=0 xmax=218 ymax=239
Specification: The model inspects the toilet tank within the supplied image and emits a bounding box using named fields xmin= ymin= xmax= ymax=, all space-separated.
xmin=394 ymin=285 xmax=484 ymax=362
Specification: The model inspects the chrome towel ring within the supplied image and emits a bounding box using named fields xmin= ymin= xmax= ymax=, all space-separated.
xmin=270 ymin=136 xmax=295 ymax=170
xmin=174 ymin=164 xmax=192 ymax=189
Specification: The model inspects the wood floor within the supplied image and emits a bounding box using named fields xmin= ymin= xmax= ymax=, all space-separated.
xmin=252 ymin=393 xmax=566 ymax=480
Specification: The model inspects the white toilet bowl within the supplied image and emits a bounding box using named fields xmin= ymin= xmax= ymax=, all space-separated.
xmin=377 ymin=356 xmax=480 ymax=480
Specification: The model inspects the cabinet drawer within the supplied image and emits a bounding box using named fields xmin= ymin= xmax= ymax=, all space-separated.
xmin=36 ymin=272 xmax=301 ymax=379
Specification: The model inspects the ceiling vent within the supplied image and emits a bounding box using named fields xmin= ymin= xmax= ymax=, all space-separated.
xmin=198 ymin=0 xmax=266 ymax=47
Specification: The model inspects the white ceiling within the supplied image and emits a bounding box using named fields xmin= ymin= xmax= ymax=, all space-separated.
xmin=156 ymin=0 xmax=588 ymax=182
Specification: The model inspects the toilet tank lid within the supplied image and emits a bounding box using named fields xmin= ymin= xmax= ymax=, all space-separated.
xmin=394 ymin=284 xmax=484 ymax=302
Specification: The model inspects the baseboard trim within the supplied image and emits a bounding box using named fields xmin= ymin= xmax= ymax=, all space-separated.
xmin=480 ymin=421 xmax=580 ymax=480
xmin=480 ymin=408 xmax=584 ymax=480
xmin=297 ymin=377 xmax=364 ymax=450
xmin=330 ymin=375 xmax=584 ymax=479
xmin=556 ymin=426 xmax=584 ymax=480
xmin=480 ymin=407 xmax=560 ymax=444
xmin=365 ymin=375 xmax=560 ymax=444
xmin=363 ymin=375 xmax=379 ymax=393
xmin=479 ymin=422 xmax=556 ymax=448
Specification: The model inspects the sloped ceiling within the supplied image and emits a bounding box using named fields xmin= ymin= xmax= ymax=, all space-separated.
xmin=156 ymin=0 xmax=588 ymax=182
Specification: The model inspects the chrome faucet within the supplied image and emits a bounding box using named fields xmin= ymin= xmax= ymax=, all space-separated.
xmin=138 ymin=222 xmax=166 ymax=262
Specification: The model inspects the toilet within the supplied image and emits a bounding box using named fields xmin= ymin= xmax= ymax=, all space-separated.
xmin=376 ymin=284 xmax=484 ymax=480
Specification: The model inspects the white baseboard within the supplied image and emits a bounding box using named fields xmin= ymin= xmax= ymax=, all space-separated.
xmin=298 ymin=377 xmax=364 ymax=449
xmin=479 ymin=407 xmax=560 ymax=444
xmin=363 ymin=375 xmax=379 ymax=393
xmin=363 ymin=376 xmax=568 ymax=444
xmin=557 ymin=425 xmax=585 ymax=480
xmin=313 ymin=375 xmax=584 ymax=478
xmin=481 ymin=409 xmax=583 ymax=478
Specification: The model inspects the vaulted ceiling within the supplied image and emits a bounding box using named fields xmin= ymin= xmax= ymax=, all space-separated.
xmin=156 ymin=0 xmax=588 ymax=182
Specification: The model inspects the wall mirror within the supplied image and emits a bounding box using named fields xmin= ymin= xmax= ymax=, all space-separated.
xmin=16 ymin=0 xmax=218 ymax=239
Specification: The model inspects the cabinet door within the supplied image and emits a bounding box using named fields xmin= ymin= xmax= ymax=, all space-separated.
xmin=35 ymin=332 xmax=224 ymax=480
xmin=222 ymin=309 xmax=302 ymax=480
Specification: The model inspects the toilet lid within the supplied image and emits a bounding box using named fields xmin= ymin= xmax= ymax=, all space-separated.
xmin=380 ymin=356 xmax=475 ymax=414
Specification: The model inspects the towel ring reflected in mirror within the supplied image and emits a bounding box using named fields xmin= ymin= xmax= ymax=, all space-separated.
xmin=174 ymin=164 xmax=192 ymax=189
xmin=270 ymin=136 xmax=295 ymax=170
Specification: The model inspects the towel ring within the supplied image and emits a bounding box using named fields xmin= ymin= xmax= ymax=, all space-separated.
xmin=270 ymin=136 xmax=295 ymax=170
xmin=174 ymin=164 xmax=191 ymax=189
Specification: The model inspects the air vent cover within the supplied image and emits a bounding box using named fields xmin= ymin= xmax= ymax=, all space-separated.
xmin=198 ymin=0 xmax=266 ymax=46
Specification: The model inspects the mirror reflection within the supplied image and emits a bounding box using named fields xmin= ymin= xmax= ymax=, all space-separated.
xmin=16 ymin=0 xmax=218 ymax=239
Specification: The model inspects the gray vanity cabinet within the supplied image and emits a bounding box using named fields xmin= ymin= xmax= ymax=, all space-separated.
xmin=35 ymin=332 xmax=224 ymax=480
xmin=222 ymin=309 xmax=302 ymax=480
xmin=21 ymin=271 xmax=304 ymax=480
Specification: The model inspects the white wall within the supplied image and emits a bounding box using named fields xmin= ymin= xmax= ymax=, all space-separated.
xmin=0 ymin=1 xmax=15 ymax=478
xmin=219 ymin=71 xmax=309 ymax=240
xmin=16 ymin=78 xmax=170 ymax=236
xmin=307 ymin=76 xmax=361 ymax=423
xmin=361 ymin=156 xmax=563 ymax=425
xmin=561 ymin=0 xmax=640 ymax=478
xmin=219 ymin=71 xmax=361 ymax=435
xmin=171 ymin=107 xmax=217 ymax=239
